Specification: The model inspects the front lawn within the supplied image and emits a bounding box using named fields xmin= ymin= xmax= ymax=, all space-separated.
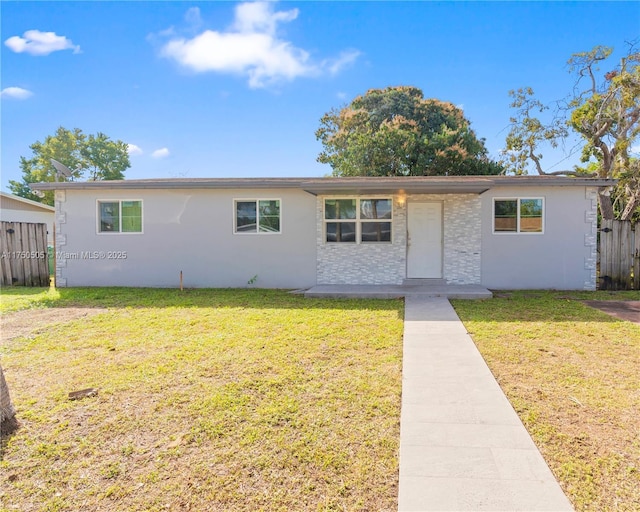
xmin=453 ymin=291 xmax=640 ymax=512
xmin=2 ymin=287 xmax=638 ymax=511
xmin=1 ymin=288 xmax=404 ymax=511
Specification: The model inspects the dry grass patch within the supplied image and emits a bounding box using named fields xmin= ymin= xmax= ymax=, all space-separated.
xmin=453 ymin=291 xmax=640 ymax=512
xmin=1 ymin=288 xmax=404 ymax=511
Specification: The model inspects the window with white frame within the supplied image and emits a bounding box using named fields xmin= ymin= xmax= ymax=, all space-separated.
xmin=493 ymin=198 xmax=543 ymax=233
xmin=98 ymin=200 xmax=142 ymax=233
xmin=234 ymin=199 xmax=281 ymax=233
xmin=324 ymin=198 xmax=392 ymax=243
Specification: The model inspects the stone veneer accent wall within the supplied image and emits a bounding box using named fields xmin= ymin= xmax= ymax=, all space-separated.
xmin=584 ymin=187 xmax=599 ymax=291
xmin=316 ymin=193 xmax=482 ymax=285
xmin=54 ymin=190 xmax=68 ymax=287
xmin=316 ymin=196 xmax=406 ymax=285
xmin=409 ymin=194 xmax=482 ymax=285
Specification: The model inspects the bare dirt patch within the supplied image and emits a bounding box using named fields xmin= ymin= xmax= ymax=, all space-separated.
xmin=1 ymin=307 xmax=108 ymax=342
xmin=583 ymin=300 xmax=640 ymax=324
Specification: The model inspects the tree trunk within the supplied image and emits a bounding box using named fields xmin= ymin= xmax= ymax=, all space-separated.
xmin=1 ymin=365 xmax=18 ymax=435
xmin=620 ymin=190 xmax=640 ymax=221
xmin=598 ymin=188 xmax=616 ymax=220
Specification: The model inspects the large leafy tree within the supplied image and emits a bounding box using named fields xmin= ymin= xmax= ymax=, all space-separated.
xmin=503 ymin=45 xmax=640 ymax=220
xmin=9 ymin=127 xmax=131 ymax=206
xmin=316 ymin=86 xmax=503 ymax=177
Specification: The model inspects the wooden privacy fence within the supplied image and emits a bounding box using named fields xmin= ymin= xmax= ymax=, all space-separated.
xmin=0 ymin=221 xmax=50 ymax=287
xmin=599 ymin=220 xmax=640 ymax=290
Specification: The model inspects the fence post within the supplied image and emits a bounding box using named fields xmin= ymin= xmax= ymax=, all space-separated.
xmin=0 ymin=223 xmax=13 ymax=286
xmin=634 ymin=223 xmax=639 ymax=290
xmin=600 ymin=220 xmax=613 ymax=290
xmin=620 ymin=221 xmax=632 ymax=290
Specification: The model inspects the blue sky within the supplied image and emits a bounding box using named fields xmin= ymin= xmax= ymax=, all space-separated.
xmin=1 ymin=1 xmax=639 ymax=191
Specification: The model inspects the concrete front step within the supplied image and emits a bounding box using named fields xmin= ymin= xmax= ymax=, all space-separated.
xmin=403 ymin=278 xmax=447 ymax=286
xmin=303 ymin=284 xmax=492 ymax=300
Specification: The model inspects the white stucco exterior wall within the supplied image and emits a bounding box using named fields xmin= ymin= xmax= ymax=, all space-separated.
xmin=54 ymin=188 xmax=317 ymax=288
xmin=50 ymin=180 xmax=601 ymax=290
xmin=480 ymin=185 xmax=598 ymax=290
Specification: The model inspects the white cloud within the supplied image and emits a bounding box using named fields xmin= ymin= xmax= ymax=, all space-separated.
xmin=631 ymin=144 xmax=640 ymax=155
xmin=152 ymin=147 xmax=170 ymax=159
xmin=324 ymin=50 xmax=361 ymax=75
xmin=5 ymin=30 xmax=80 ymax=56
xmin=184 ymin=7 xmax=203 ymax=28
xmin=232 ymin=2 xmax=298 ymax=35
xmin=127 ymin=144 xmax=143 ymax=156
xmin=1 ymin=87 xmax=33 ymax=99
xmin=158 ymin=2 xmax=359 ymax=88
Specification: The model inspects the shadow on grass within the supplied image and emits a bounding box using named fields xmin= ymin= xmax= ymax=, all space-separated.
xmin=454 ymin=290 xmax=640 ymax=324
xmin=0 ymin=287 xmax=50 ymax=297
xmin=1 ymin=286 xmax=405 ymax=316
xmin=1 ymin=416 xmax=20 ymax=452
xmin=4 ymin=287 xmax=637 ymax=323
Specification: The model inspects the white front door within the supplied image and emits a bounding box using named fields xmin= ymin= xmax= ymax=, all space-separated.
xmin=407 ymin=202 xmax=443 ymax=278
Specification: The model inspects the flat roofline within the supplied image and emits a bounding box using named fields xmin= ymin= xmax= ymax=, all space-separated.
xmin=30 ymin=175 xmax=615 ymax=194
xmin=30 ymin=177 xmax=307 ymax=191
xmin=301 ymin=178 xmax=494 ymax=195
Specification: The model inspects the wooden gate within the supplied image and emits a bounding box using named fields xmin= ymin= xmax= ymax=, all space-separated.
xmin=0 ymin=221 xmax=50 ymax=287
xmin=599 ymin=220 xmax=640 ymax=290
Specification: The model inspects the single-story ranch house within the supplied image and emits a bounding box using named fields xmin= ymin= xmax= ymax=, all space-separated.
xmin=32 ymin=175 xmax=612 ymax=290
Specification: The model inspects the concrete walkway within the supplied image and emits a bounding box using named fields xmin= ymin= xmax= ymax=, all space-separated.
xmin=399 ymin=296 xmax=574 ymax=511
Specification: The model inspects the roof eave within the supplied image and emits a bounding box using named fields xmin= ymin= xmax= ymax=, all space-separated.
xmin=301 ymin=181 xmax=494 ymax=195
xmin=29 ymin=175 xmax=616 ymax=194
xmin=30 ymin=178 xmax=306 ymax=191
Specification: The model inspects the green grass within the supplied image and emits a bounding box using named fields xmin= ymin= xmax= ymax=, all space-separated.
xmin=3 ymin=286 xmax=639 ymax=511
xmin=1 ymin=287 xmax=404 ymax=512
xmin=453 ymin=290 xmax=640 ymax=512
